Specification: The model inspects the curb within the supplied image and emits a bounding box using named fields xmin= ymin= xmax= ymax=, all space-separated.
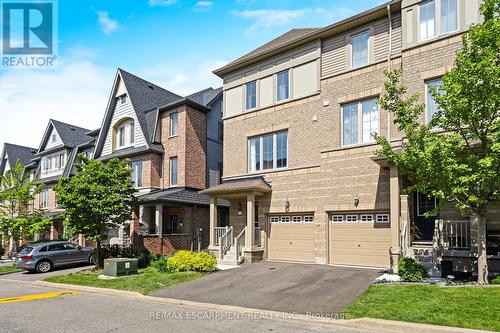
xmin=0 ymin=270 xmax=22 ymax=276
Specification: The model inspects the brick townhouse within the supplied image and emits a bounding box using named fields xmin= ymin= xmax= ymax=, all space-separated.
xmin=202 ymin=0 xmax=499 ymax=274
xmin=92 ymin=69 xmax=228 ymax=255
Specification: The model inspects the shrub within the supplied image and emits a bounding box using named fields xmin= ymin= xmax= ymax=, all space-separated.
xmin=491 ymin=275 xmax=500 ymax=285
xmin=0 ymin=247 xmax=5 ymax=257
xmin=98 ymin=245 xmax=154 ymax=268
xmin=398 ymin=257 xmax=429 ymax=282
xmin=167 ymin=250 xmax=217 ymax=273
xmin=151 ymin=256 xmax=171 ymax=273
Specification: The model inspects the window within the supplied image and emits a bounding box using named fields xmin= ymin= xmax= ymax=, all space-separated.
xmin=116 ymin=120 xmax=134 ymax=148
xmin=218 ymin=122 xmax=223 ymax=142
xmin=118 ymin=126 xmax=126 ymax=147
xmin=217 ymin=162 xmax=223 ymax=185
xmin=346 ymin=215 xmax=358 ymax=223
xmin=303 ymin=216 xmax=314 ymax=223
xmin=170 ymin=112 xmax=179 ymax=136
xmin=376 ymin=214 xmax=390 ymax=223
xmin=276 ymin=70 xmax=289 ymax=101
xmin=292 ymin=216 xmax=302 ymax=223
xmin=280 ymin=216 xmax=290 ymax=223
xmin=245 ymin=81 xmax=257 ymax=110
xmin=170 ymin=157 xmax=178 ymax=186
xmin=48 ymin=243 xmax=65 ymax=251
xmin=419 ymin=0 xmax=436 ymax=41
xmin=426 ymin=78 xmax=443 ymax=122
xmin=331 ymin=215 xmax=344 ymax=223
xmin=51 ymin=133 xmax=57 ymax=143
xmin=417 ymin=192 xmax=437 ymax=216
xmin=352 ymin=31 xmax=369 ymax=68
xmin=164 ymin=215 xmax=179 ymax=234
xmin=361 ymin=214 xmax=374 ymax=222
xmin=83 ymin=150 xmax=92 ymax=159
xmin=118 ymin=94 xmax=127 ymax=104
xmin=248 ymin=131 xmax=288 ymax=172
xmin=130 ymin=160 xmax=143 ymax=187
xmin=441 ymin=0 xmax=457 ymax=34
xmin=64 ymin=243 xmax=79 ymax=250
xmin=40 ymin=189 xmax=48 ymax=208
xmin=130 ymin=122 xmax=134 ymax=144
xmin=342 ymin=98 xmax=379 ymax=146
xmin=270 ymin=216 xmax=280 ymax=223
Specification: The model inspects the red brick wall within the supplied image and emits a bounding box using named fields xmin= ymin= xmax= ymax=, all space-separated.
xmin=142 ymin=235 xmax=191 ymax=255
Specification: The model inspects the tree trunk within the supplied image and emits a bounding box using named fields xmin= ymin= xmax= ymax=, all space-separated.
xmin=95 ymin=240 xmax=102 ymax=269
xmin=472 ymin=210 xmax=489 ymax=284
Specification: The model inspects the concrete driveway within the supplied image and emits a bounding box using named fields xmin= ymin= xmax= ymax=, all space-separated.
xmin=153 ymin=261 xmax=381 ymax=315
xmin=0 ymin=263 xmax=93 ymax=282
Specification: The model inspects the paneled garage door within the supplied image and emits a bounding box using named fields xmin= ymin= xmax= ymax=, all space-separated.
xmin=329 ymin=213 xmax=391 ymax=268
xmin=268 ymin=215 xmax=315 ymax=263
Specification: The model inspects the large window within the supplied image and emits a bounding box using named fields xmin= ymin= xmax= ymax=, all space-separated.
xmin=352 ymin=31 xmax=369 ymax=68
xmin=248 ymin=131 xmax=288 ymax=172
xmin=426 ymin=78 xmax=443 ymax=122
xmin=130 ymin=160 xmax=143 ymax=188
xmin=170 ymin=157 xmax=178 ymax=186
xmin=40 ymin=189 xmax=48 ymax=208
xmin=246 ymin=81 xmax=257 ymax=110
xmin=116 ymin=120 xmax=135 ymax=148
xmin=342 ymin=98 xmax=379 ymax=146
xmin=41 ymin=153 xmax=66 ymax=172
xmin=170 ymin=112 xmax=179 ymax=136
xmin=441 ymin=0 xmax=457 ymax=33
xmin=419 ymin=0 xmax=436 ymax=41
xmin=276 ymin=71 xmax=289 ymax=101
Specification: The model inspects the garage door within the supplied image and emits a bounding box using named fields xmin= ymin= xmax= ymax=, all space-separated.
xmin=268 ymin=215 xmax=315 ymax=263
xmin=329 ymin=213 xmax=391 ymax=268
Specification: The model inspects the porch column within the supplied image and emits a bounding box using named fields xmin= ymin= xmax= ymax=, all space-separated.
xmin=155 ymin=204 xmax=163 ymax=237
xmin=389 ymin=164 xmax=401 ymax=272
xmin=209 ymin=197 xmax=217 ymax=248
xmin=245 ymin=193 xmax=255 ymax=250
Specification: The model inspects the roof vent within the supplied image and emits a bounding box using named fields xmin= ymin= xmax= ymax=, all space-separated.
xmin=70 ymin=128 xmax=76 ymax=131
xmin=148 ymin=83 xmax=154 ymax=90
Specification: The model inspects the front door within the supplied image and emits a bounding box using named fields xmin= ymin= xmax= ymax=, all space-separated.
xmin=413 ymin=192 xmax=438 ymax=241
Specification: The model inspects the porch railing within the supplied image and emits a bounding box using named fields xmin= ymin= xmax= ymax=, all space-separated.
xmin=436 ymin=219 xmax=471 ymax=250
xmin=215 ymin=226 xmax=228 ymax=246
xmin=254 ymin=227 xmax=262 ymax=247
xmin=234 ymin=227 xmax=246 ymax=264
xmin=218 ymin=226 xmax=233 ymax=259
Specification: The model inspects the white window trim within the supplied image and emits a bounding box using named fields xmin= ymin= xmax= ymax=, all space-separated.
xmin=351 ymin=30 xmax=370 ymax=69
xmin=291 ymin=216 xmax=302 ymax=223
xmin=360 ymin=214 xmax=374 ymax=223
xmin=170 ymin=157 xmax=178 ymax=187
xmin=248 ymin=131 xmax=288 ymax=173
xmin=275 ymin=69 xmax=291 ymax=103
xmin=170 ymin=112 xmax=179 ymax=137
xmin=303 ymin=215 xmax=314 ymax=223
xmin=416 ymin=192 xmax=437 ymax=217
xmin=341 ymin=98 xmax=380 ymax=147
xmin=245 ymin=81 xmax=258 ymax=111
xmin=331 ymin=215 xmax=344 ymax=223
xmin=270 ymin=216 xmax=280 ymax=223
xmin=424 ymin=77 xmax=443 ymax=124
xmin=376 ymin=214 xmax=390 ymax=224
xmin=418 ymin=0 xmax=459 ymax=42
xmin=280 ymin=216 xmax=290 ymax=223
xmin=346 ymin=215 xmax=358 ymax=223
xmin=116 ymin=120 xmax=135 ymax=150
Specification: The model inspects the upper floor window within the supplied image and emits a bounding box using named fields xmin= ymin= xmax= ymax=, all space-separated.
xmin=117 ymin=94 xmax=127 ymax=104
xmin=130 ymin=160 xmax=142 ymax=187
xmin=276 ymin=71 xmax=289 ymax=102
xmin=426 ymin=78 xmax=443 ymax=122
xmin=248 ymin=131 xmax=288 ymax=173
xmin=352 ymin=31 xmax=369 ymax=68
xmin=218 ymin=121 xmax=223 ymax=142
xmin=246 ymin=81 xmax=257 ymax=110
xmin=170 ymin=112 xmax=179 ymax=136
xmin=115 ymin=119 xmax=134 ymax=149
xmin=441 ymin=0 xmax=457 ymax=33
xmin=342 ymin=98 xmax=379 ymax=146
xmin=170 ymin=157 xmax=178 ymax=186
xmin=41 ymin=152 xmax=66 ymax=172
xmin=51 ymin=133 xmax=57 ymax=143
xmin=419 ymin=0 xmax=436 ymax=41
xmin=40 ymin=189 xmax=48 ymax=208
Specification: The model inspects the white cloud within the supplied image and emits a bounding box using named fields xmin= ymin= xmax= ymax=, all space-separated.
xmin=96 ymin=11 xmax=120 ymax=35
xmin=148 ymin=0 xmax=179 ymax=7
xmin=194 ymin=1 xmax=214 ymax=12
xmin=0 ymin=60 xmax=114 ymax=148
xmin=232 ymin=8 xmax=324 ymax=34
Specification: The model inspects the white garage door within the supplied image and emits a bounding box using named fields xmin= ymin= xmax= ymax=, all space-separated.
xmin=329 ymin=213 xmax=391 ymax=268
xmin=268 ymin=215 xmax=315 ymax=263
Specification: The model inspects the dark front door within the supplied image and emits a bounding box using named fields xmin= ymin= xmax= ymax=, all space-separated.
xmin=413 ymin=192 xmax=437 ymax=241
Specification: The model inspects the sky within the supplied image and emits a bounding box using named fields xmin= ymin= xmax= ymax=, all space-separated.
xmin=0 ymin=0 xmax=385 ymax=149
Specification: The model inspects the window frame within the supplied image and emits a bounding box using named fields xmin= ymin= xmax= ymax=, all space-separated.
xmin=245 ymin=80 xmax=257 ymax=110
xmin=440 ymin=0 xmax=458 ymax=34
xmin=248 ymin=130 xmax=288 ymax=173
xmin=276 ymin=70 xmax=290 ymax=102
xmin=345 ymin=215 xmax=358 ymax=223
xmin=291 ymin=216 xmax=302 ymax=223
xmin=130 ymin=160 xmax=143 ymax=188
xmin=360 ymin=214 xmax=374 ymax=223
xmin=351 ymin=30 xmax=370 ymax=68
xmin=170 ymin=112 xmax=179 ymax=137
xmin=170 ymin=156 xmax=178 ymax=187
xmin=40 ymin=189 xmax=48 ymax=208
xmin=376 ymin=214 xmax=390 ymax=224
xmin=331 ymin=215 xmax=344 ymax=223
xmin=280 ymin=216 xmax=290 ymax=223
xmin=419 ymin=0 xmax=436 ymax=41
xmin=341 ymin=98 xmax=379 ymax=147
xmin=425 ymin=77 xmax=443 ymax=124
xmin=303 ymin=215 xmax=314 ymax=223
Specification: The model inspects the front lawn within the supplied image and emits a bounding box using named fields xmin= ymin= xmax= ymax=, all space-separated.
xmin=343 ymin=285 xmax=500 ymax=331
xmin=0 ymin=265 xmax=21 ymax=275
xmin=44 ymin=267 xmax=205 ymax=294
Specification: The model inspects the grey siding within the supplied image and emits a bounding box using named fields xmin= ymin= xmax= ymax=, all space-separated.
xmin=206 ymin=94 xmax=223 ymax=187
xmin=321 ymin=34 xmax=347 ymax=77
xmin=373 ymin=13 xmax=402 ymax=62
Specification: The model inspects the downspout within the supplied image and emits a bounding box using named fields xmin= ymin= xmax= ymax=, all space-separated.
xmin=387 ymin=4 xmax=393 ymax=141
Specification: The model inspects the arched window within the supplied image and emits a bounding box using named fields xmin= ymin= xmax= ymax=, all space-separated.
xmin=114 ymin=118 xmax=135 ymax=150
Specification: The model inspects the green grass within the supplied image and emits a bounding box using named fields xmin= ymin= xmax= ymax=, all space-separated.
xmin=343 ymin=285 xmax=500 ymax=332
xmin=0 ymin=265 xmax=21 ymax=275
xmin=44 ymin=267 xmax=205 ymax=294
xmin=491 ymin=276 xmax=500 ymax=285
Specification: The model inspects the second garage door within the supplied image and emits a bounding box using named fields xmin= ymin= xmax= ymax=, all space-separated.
xmin=268 ymin=215 xmax=315 ymax=263
xmin=329 ymin=213 xmax=391 ymax=268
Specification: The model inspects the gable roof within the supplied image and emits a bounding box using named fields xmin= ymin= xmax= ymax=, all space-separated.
xmin=38 ymin=119 xmax=93 ymax=154
xmin=187 ymin=87 xmax=223 ymax=107
xmin=0 ymin=143 xmax=37 ymax=174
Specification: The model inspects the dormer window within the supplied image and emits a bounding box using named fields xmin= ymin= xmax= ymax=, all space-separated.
xmin=114 ymin=118 xmax=135 ymax=149
xmin=51 ymin=133 xmax=57 ymax=143
xmin=117 ymin=94 xmax=127 ymax=105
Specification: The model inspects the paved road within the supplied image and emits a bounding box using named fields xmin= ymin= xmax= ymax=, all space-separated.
xmin=0 ymin=280 xmax=376 ymax=333
xmin=0 ymin=264 xmax=93 ymax=282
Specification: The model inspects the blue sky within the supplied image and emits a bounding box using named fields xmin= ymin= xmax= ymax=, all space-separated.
xmin=0 ymin=0 xmax=385 ymax=148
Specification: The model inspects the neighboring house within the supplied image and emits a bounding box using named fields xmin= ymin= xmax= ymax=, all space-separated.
xmin=202 ymin=0 xmax=497 ymax=274
xmin=31 ymin=119 xmax=97 ymax=243
xmin=93 ymin=68 xmax=227 ymax=254
xmin=0 ymin=143 xmax=37 ymax=254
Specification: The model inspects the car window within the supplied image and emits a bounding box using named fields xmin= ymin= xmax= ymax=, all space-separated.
xmin=47 ymin=244 xmax=65 ymax=251
xmin=19 ymin=247 xmax=34 ymax=254
xmin=38 ymin=246 xmax=48 ymax=252
xmin=64 ymin=243 xmax=79 ymax=250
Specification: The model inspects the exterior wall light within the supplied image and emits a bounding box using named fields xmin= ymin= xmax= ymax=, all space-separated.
xmin=354 ymin=194 xmax=360 ymax=207
xmin=237 ymin=202 xmax=243 ymax=216
xmin=285 ymin=198 xmax=290 ymax=212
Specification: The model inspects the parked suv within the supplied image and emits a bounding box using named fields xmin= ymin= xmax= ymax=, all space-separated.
xmin=16 ymin=241 xmax=95 ymax=273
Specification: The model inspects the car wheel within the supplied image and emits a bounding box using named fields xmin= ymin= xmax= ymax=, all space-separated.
xmin=88 ymin=254 xmax=96 ymax=265
xmin=36 ymin=260 xmax=52 ymax=273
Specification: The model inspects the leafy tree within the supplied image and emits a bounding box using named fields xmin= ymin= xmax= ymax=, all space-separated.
xmin=0 ymin=161 xmax=50 ymax=256
xmin=55 ymin=156 xmax=136 ymax=268
xmin=375 ymin=0 xmax=499 ymax=284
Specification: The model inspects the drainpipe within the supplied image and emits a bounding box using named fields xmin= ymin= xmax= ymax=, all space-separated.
xmin=387 ymin=4 xmax=393 ymax=140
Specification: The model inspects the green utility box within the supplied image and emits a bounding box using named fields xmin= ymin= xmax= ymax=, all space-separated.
xmin=103 ymin=258 xmax=138 ymax=277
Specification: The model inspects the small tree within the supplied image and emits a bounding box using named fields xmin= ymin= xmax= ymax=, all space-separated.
xmin=0 ymin=161 xmax=50 ymax=257
xmin=55 ymin=156 xmax=136 ymax=268
xmin=375 ymin=0 xmax=499 ymax=284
